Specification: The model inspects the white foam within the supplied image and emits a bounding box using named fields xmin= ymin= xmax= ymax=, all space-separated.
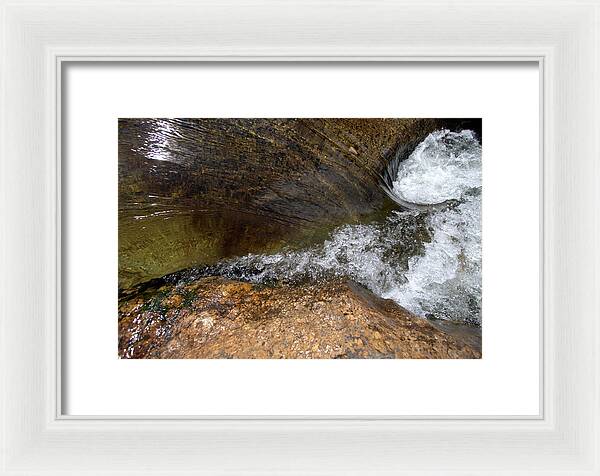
xmin=386 ymin=130 xmax=482 ymax=323
xmin=385 ymin=196 xmax=481 ymax=323
xmin=392 ymin=129 xmax=481 ymax=205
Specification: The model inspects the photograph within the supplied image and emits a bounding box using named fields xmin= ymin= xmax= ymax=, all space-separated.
xmin=118 ymin=118 xmax=482 ymax=359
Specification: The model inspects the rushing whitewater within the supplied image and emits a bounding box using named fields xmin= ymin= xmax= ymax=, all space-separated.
xmin=195 ymin=129 xmax=482 ymax=325
xmin=384 ymin=129 xmax=482 ymax=323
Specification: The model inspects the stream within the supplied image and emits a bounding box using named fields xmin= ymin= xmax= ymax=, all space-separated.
xmin=173 ymin=129 xmax=482 ymax=325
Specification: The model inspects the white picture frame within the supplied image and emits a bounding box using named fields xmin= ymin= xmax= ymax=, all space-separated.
xmin=1 ymin=0 xmax=598 ymax=474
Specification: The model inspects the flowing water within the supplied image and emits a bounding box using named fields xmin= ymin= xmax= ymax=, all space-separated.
xmin=174 ymin=129 xmax=482 ymax=325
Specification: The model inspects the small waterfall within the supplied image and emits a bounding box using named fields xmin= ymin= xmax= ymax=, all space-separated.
xmin=382 ymin=129 xmax=482 ymax=324
xmin=180 ymin=129 xmax=482 ymax=325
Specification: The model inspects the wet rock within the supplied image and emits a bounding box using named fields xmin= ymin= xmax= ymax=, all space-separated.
xmin=118 ymin=277 xmax=481 ymax=359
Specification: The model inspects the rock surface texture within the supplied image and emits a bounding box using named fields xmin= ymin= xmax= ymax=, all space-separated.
xmin=118 ymin=277 xmax=481 ymax=359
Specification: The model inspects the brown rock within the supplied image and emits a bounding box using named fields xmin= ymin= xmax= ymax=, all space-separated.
xmin=118 ymin=277 xmax=481 ymax=359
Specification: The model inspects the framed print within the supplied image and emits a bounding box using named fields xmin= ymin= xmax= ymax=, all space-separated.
xmin=1 ymin=1 xmax=599 ymax=475
xmin=61 ymin=62 xmax=539 ymax=417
